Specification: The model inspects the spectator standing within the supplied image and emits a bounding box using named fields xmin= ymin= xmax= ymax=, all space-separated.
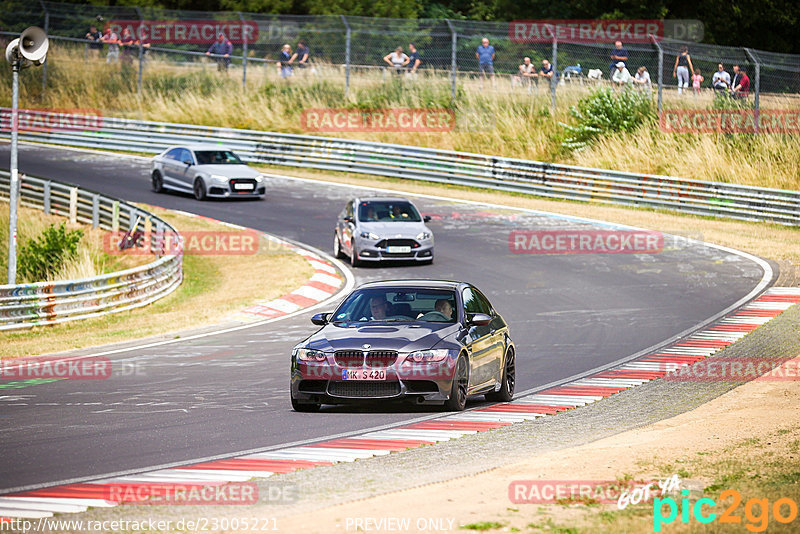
xmin=611 ymin=62 xmax=632 ymax=88
xmin=407 ymin=43 xmax=422 ymax=75
xmin=712 ymin=63 xmax=731 ymax=93
xmin=731 ymin=65 xmax=751 ymax=99
xmin=120 ymin=28 xmax=136 ymax=66
xmin=290 ymin=40 xmax=310 ymax=70
xmin=672 ymin=46 xmax=694 ymax=94
xmin=85 ymin=25 xmax=103 ymax=59
xmin=206 ymin=33 xmax=233 ymax=73
xmin=692 ymin=69 xmax=704 ymax=94
xmin=475 ymin=38 xmax=495 ymax=81
xmin=633 ymin=66 xmax=651 ymax=90
xmin=384 ymin=46 xmax=409 ymax=75
xmin=100 ymin=27 xmax=119 ymax=63
xmin=279 ymin=44 xmax=293 ymax=78
xmin=514 ymin=56 xmax=537 ymax=87
xmin=609 ymin=40 xmax=628 ymax=74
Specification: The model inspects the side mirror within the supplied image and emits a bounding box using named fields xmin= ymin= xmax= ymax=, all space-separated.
xmin=311 ymin=312 xmax=330 ymax=326
xmin=343 ymin=216 xmax=354 ymax=224
xmin=183 ymin=159 xmax=192 ymax=166
xmin=423 ymin=215 xmax=431 ymax=223
xmin=468 ymin=313 xmax=492 ymax=326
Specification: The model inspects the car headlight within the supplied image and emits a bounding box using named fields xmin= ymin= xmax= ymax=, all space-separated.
xmin=405 ymin=349 xmax=450 ymax=363
xmin=360 ymin=232 xmax=380 ymax=240
xmin=293 ymin=348 xmax=328 ymax=362
xmin=210 ymin=174 xmax=229 ymax=182
xmin=416 ymin=231 xmax=432 ymax=241
xmin=255 ymin=174 xmax=264 ymax=182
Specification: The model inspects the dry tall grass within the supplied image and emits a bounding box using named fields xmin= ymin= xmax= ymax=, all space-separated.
xmin=2 ymin=45 xmax=798 ymax=191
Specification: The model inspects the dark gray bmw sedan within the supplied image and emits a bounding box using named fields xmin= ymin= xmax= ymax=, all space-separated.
xmin=290 ymin=280 xmax=515 ymax=411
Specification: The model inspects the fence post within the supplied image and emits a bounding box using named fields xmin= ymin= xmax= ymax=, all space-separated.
xmin=445 ymin=20 xmax=457 ymax=102
xmin=341 ymin=15 xmax=351 ymax=99
xmin=551 ymin=29 xmax=557 ymax=110
xmin=92 ymin=194 xmax=99 ymax=228
xmin=651 ymin=34 xmax=663 ymax=114
xmin=39 ymin=0 xmax=49 ymax=91
xmin=69 ymin=187 xmax=78 ymax=224
xmin=135 ymin=7 xmax=144 ymax=95
xmin=745 ymin=48 xmax=760 ymax=134
xmin=238 ymin=12 xmax=248 ymax=89
xmin=112 ymin=201 xmax=120 ymax=232
xmin=43 ymin=181 xmax=51 ymax=214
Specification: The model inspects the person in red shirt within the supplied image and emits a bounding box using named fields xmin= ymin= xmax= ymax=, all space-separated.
xmin=731 ymin=65 xmax=750 ymax=99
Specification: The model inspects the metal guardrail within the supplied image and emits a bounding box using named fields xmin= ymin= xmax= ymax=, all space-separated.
xmin=2 ymin=113 xmax=799 ymax=225
xmin=0 ymin=171 xmax=182 ymax=330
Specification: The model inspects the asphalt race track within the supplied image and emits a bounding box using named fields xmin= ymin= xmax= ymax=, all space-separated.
xmin=0 ymin=144 xmax=769 ymax=492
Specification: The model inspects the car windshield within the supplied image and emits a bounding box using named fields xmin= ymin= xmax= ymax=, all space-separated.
xmin=194 ymin=150 xmax=243 ymax=165
xmin=332 ymin=288 xmax=457 ymax=323
xmin=358 ymin=201 xmax=421 ymax=223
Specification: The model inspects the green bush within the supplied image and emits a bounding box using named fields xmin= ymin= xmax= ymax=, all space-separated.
xmin=18 ymin=223 xmax=84 ymax=282
xmin=561 ymin=88 xmax=656 ymax=150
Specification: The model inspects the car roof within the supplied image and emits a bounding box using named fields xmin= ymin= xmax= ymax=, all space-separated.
xmin=356 ymin=279 xmax=465 ymax=290
xmin=163 ymin=144 xmax=235 ymax=152
xmin=356 ymin=196 xmax=415 ymax=204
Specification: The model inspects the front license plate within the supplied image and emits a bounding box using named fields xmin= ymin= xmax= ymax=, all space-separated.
xmin=234 ymin=183 xmax=254 ymax=190
xmin=386 ymin=246 xmax=411 ymax=253
xmin=342 ymin=369 xmax=386 ymax=380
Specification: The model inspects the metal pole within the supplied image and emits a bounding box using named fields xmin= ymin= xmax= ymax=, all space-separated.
xmin=745 ymin=48 xmax=760 ymax=134
xmin=135 ymin=7 xmax=143 ymax=95
xmin=341 ymin=15 xmax=351 ymax=99
xmin=445 ymin=20 xmax=457 ymax=102
xmin=238 ymin=12 xmax=247 ymax=89
xmin=8 ymin=62 xmax=20 ymax=284
xmin=651 ymin=34 xmax=663 ymax=114
xmin=551 ymin=29 xmax=557 ymax=110
xmin=40 ymin=1 xmax=49 ymax=91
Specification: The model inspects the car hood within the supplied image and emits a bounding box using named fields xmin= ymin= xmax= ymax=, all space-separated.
xmin=303 ymin=322 xmax=461 ymax=353
xmin=358 ymin=221 xmax=431 ymax=238
xmin=196 ymin=164 xmax=261 ymax=178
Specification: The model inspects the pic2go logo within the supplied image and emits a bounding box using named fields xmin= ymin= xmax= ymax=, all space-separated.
xmin=654 ymin=489 xmax=799 ymax=532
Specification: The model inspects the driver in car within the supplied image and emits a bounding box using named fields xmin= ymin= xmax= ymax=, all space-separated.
xmin=366 ymin=296 xmax=390 ymax=320
xmin=390 ymin=205 xmax=410 ymax=219
xmin=435 ymin=299 xmax=453 ymax=320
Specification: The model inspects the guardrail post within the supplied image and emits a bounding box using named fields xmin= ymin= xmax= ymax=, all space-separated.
xmin=651 ymin=35 xmax=663 ymax=114
xmin=39 ymin=0 xmax=49 ymax=91
xmin=129 ymin=209 xmax=138 ymax=231
xmin=445 ymin=20 xmax=457 ymax=102
xmin=745 ymin=48 xmax=760 ymax=134
xmin=238 ymin=12 xmax=248 ymax=89
xmin=43 ymin=180 xmax=51 ymax=214
xmin=550 ymin=30 xmax=558 ymax=110
xmin=92 ymin=194 xmax=99 ymax=228
xmin=341 ymin=15 xmax=351 ymax=99
xmin=112 ymin=201 xmax=120 ymax=232
xmin=69 ymin=187 xmax=78 ymax=224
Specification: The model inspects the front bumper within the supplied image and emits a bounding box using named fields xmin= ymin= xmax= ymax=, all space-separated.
xmin=291 ymin=358 xmax=455 ymax=405
xmin=354 ymin=239 xmax=434 ymax=262
xmin=207 ymin=178 xmax=266 ymax=198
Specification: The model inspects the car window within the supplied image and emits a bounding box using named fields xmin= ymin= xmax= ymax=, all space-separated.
xmin=462 ymin=287 xmax=491 ymax=315
xmin=164 ymin=148 xmax=181 ymax=160
xmin=194 ymin=150 xmax=243 ymax=165
xmin=178 ymin=148 xmax=193 ymax=164
xmin=357 ymin=201 xmax=421 ymax=222
xmin=332 ymin=288 xmax=457 ymax=323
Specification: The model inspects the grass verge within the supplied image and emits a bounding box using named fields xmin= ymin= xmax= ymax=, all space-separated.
xmin=0 ymin=204 xmax=314 ymax=358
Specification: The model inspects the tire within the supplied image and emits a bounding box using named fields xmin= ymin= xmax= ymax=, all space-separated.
xmin=291 ymin=395 xmax=320 ymax=412
xmin=193 ymin=178 xmax=207 ymax=201
xmin=334 ymin=233 xmax=346 ymax=259
xmin=151 ymin=171 xmax=163 ymax=193
xmin=350 ymin=243 xmax=362 ymax=267
xmin=486 ymin=347 xmax=515 ymax=402
xmin=444 ymin=354 xmax=469 ymax=411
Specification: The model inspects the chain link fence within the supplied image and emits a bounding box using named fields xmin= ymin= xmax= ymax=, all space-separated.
xmin=1 ymin=1 xmax=799 ymax=117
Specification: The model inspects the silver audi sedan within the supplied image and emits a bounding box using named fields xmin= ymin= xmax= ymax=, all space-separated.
xmin=151 ymin=144 xmax=266 ymax=200
xmin=334 ymin=197 xmax=434 ymax=266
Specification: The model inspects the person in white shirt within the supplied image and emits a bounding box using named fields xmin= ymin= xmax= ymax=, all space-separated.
xmin=712 ymin=63 xmax=731 ymax=93
xmin=633 ymin=66 xmax=651 ymax=90
xmin=514 ymin=56 xmax=537 ymax=87
xmin=384 ymin=47 xmax=409 ymax=75
xmin=611 ymin=62 xmax=632 ymax=88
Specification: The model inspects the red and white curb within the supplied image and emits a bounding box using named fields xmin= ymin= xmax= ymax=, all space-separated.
xmin=2 ymin=287 xmax=798 ymax=520
xmin=165 ymin=209 xmax=344 ymax=322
